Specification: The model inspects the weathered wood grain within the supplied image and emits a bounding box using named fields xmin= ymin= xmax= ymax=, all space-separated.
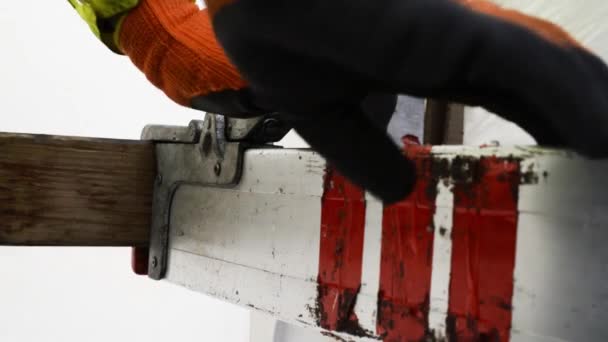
xmin=0 ymin=133 xmax=156 ymax=246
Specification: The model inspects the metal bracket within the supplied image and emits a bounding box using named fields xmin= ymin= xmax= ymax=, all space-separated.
xmin=142 ymin=116 xmax=241 ymax=280
xmin=141 ymin=114 xmax=291 ymax=280
xmin=226 ymin=113 xmax=292 ymax=143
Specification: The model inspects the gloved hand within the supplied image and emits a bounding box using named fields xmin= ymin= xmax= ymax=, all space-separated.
xmin=68 ymin=0 xmax=406 ymax=195
xmin=208 ymin=0 xmax=608 ymax=202
xmin=69 ymin=0 xmax=400 ymax=120
xmin=69 ymin=0 xmax=266 ymax=116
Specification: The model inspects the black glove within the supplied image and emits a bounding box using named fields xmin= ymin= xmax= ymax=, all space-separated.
xmin=210 ymin=0 xmax=608 ymax=203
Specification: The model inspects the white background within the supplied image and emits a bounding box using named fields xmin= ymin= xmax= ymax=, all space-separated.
xmin=1 ymin=1 xmax=608 ymax=342
xmin=0 ymin=2 xmax=252 ymax=342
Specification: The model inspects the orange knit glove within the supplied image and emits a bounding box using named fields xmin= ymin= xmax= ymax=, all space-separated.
xmin=118 ymin=0 xmax=260 ymax=115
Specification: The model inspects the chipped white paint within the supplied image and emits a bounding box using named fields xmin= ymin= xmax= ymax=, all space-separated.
xmin=512 ymin=154 xmax=608 ymax=342
xmin=352 ymin=193 xmax=384 ymax=333
xmin=428 ymin=180 xmax=455 ymax=338
xmin=166 ymin=149 xmax=325 ymax=327
xmin=164 ymin=146 xmax=608 ymax=342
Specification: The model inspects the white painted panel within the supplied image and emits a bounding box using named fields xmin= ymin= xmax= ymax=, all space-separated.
xmin=169 ymin=150 xmax=325 ymax=281
xmin=166 ymin=249 xmax=319 ymax=325
xmin=353 ymin=194 xmax=384 ymax=333
xmin=166 ymin=146 xmax=608 ymax=342
xmin=512 ymin=211 xmax=608 ymax=342
xmin=428 ymin=181 xmax=455 ymax=337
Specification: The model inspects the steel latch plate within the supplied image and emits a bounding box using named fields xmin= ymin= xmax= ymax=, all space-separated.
xmin=142 ymin=115 xmax=246 ymax=280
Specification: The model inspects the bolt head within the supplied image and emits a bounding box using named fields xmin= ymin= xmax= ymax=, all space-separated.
xmin=261 ymin=118 xmax=284 ymax=140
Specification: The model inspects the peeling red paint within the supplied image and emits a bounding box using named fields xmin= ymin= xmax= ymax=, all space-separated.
xmin=317 ymin=167 xmax=370 ymax=336
xmin=318 ymin=149 xmax=520 ymax=341
xmin=377 ymin=144 xmax=437 ymax=341
xmin=447 ymin=157 xmax=519 ymax=341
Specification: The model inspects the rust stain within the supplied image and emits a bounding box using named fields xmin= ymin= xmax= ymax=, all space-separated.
xmin=377 ymin=295 xmax=434 ymax=341
xmin=315 ymin=167 xmax=373 ymax=338
xmin=320 ymin=331 xmax=350 ymax=342
xmin=314 ymin=284 xmax=376 ymax=338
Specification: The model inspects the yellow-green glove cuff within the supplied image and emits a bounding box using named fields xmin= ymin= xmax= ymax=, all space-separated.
xmin=68 ymin=0 xmax=139 ymax=54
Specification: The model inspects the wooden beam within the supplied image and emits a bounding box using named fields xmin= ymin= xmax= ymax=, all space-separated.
xmin=424 ymin=100 xmax=464 ymax=145
xmin=0 ymin=133 xmax=156 ymax=246
xmin=443 ymin=103 xmax=465 ymax=145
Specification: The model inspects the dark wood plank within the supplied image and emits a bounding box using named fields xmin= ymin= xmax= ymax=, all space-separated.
xmin=424 ymin=100 xmax=464 ymax=145
xmin=424 ymin=100 xmax=448 ymax=144
xmin=444 ymin=103 xmax=465 ymax=145
xmin=0 ymin=133 xmax=156 ymax=246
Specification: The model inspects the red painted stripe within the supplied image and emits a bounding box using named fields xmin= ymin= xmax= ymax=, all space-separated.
xmin=377 ymin=145 xmax=437 ymax=341
xmin=316 ymin=167 xmax=369 ymax=336
xmin=447 ymin=157 xmax=519 ymax=341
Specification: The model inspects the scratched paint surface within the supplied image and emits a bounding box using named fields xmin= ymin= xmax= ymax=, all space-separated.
xmin=377 ymin=145 xmax=437 ymax=341
xmin=316 ymin=167 xmax=370 ymax=336
xmin=161 ymin=146 xmax=608 ymax=341
xmin=447 ymin=157 xmax=519 ymax=341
